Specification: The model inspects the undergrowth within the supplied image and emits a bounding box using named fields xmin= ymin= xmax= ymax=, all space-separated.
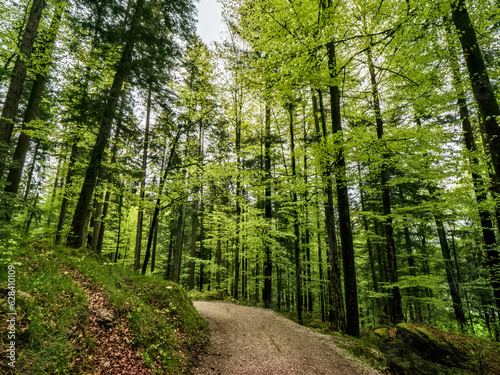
xmin=0 ymin=237 xmax=208 ymax=374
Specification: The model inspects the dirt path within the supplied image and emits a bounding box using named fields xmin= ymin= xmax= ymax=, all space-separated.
xmin=190 ymin=301 xmax=381 ymax=375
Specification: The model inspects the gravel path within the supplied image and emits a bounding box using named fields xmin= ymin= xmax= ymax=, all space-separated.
xmin=190 ymin=301 xmax=381 ymax=375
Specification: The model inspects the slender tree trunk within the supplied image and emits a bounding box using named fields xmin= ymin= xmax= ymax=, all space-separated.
xmin=234 ymin=101 xmax=242 ymax=298
xmin=325 ymin=36 xmax=359 ymax=335
xmin=367 ymin=45 xmax=402 ymax=324
xmin=67 ymin=0 xmax=146 ymax=248
xmin=113 ymin=193 xmax=123 ymax=263
xmin=0 ymin=0 xmax=46 ymax=148
xmin=94 ymin=123 xmax=121 ymax=255
xmin=198 ymin=197 xmax=205 ymax=291
xmin=314 ymin=88 xmax=346 ymax=332
xmin=141 ymin=129 xmax=183 ymax=275
xmin=171 ymin=203 xmax=185 ymax=283
xmin=151 ymin=217 xmax=159 ymax=273
xmin=358 ymin=163 xmax=379 ymax=324
xmin=216 ymin=223 xmax=222 ymax=288
xmin=263 ymin=100 xmax=273 ymax=308
xmin=55 ymin=138 xmax=82 ymax=244
xmin=89 ymin=191 xmax=103 ymax=251
xmin=434 ymin=217 xmax=467 ymax=329
xmin=134 ymin=86 xmax=151 ymax=270
xmin=288 ymin=105 xmax=303 ymax=324
xmin=188 ymin=199 xmax=199 ymax=289
xmin=23 ymin=141 xmax=40 ymax=201
xmin=95 ymin=190 xmax=111 ymax=255
xmin=189 ymin=121 xmax=203 ymax=289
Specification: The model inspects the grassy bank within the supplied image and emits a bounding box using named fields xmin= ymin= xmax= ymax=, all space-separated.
xmin=0 ymin=238 xmax=208 ymax=374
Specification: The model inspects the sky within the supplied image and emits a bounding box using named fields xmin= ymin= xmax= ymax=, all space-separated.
xmin=195 ymin=0 xmax=225 ymax=45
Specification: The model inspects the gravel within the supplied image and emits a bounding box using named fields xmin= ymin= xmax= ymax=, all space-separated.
xmin=190 ymin=301 xmax=381 ymax=375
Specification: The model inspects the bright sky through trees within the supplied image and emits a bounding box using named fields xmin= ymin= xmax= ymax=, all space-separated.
xmin=196 ymin=0 xmax=224 ymax=45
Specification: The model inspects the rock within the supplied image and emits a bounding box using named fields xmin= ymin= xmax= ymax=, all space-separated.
xmin=98 ymin=310 xmax=115 ymax=326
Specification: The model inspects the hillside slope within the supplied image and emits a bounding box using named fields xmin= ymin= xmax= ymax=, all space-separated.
xmin=0 ymin=239 xmax=208 ymax=374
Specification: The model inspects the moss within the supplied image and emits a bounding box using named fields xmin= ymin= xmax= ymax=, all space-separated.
xmin=374 ymin=328 xmax=389 ymax=339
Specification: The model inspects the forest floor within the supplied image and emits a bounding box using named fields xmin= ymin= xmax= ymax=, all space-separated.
xmin=190 ymin=301 xmax=380 ymax=375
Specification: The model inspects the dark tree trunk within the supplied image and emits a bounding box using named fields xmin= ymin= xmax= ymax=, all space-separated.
xmin=188 ymin=199 xmax=199 ymax=290
xmin=113 ymin=193 xmax=123 ymax=263
xmin=451 ymin=0 xmax=500 ymax=182
xmin=141 ymin=129 xmax=183 ymax=275
xmin=55 ymin=138 xmax=82 ymax=245
xmin=367 ymin=45 xmax=402 ymax=324
xmin=23 ymin=141 xmax=40 ymax=201
xmin=171 ymin=203 xmax=185 ymax=283
xmin=445 ymin=21 xmax=500 ymax=312
xmin=5 ymin=4 xmax=64 ymax=196
xmin=314 ymin=88 xmax=346 ymax=332
xmin=288 ymin=105 xmax=303 ymax=325
xmin=134 ymin=86 xmax=151 ymax=270
xmin=263 ymin=100 xmax=273 ymax=308
xmin=234 ymin=103 xmax=242 ymax=298
xmin=67 ymin=0 xmax=146 ymax=248
xmin=189 ymin=121 xmax=203 ymax=289
xmin=325 ymin=37 xmax=359 ymax=336
xmin=434 ymin=217 xmax=467 ymax=329
xmin=216 ymin=225 xmax=222 ymax=288
xmin=151 ymin=217 xmax=159 ymax=273
xmin=0 ymin=0 xmax=45 ymax=148
xmin=198 ymin=198 xmax=205 ymax=290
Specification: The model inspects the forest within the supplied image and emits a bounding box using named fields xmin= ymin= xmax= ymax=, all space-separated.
xmin=1 ymin=0 xmax=500 ymax=364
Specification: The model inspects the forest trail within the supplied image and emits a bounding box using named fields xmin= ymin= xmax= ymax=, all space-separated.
xmin=190 ymin=301 xmax=380 ymax=375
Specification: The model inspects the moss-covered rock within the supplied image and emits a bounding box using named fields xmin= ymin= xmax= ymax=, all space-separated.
xmin=372 ymin=323 xmax=500 ymax=375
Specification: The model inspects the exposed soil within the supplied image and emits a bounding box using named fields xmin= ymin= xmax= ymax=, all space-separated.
xmin=190 ymin=301 xmax=381 ymax=375
xmin=68 ymin=268 xmax=153 ymax=375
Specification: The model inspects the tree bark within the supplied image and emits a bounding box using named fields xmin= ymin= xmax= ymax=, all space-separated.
xmin=445 ymin=19 xmax=500 ymax=312
xmin=451 ymin=0 xmax=500 ymax=182
xmin=0 ymin=0 xmax=46 ymax=148
xmin=233 ymin=96 xmax=242 ymax=298
xmin=4 ymin=3 xmax=65 ymax=196
xmin=67 ymin=0 xmax=146 ymax=248
xmin=263 ymin=100 xmax=273 ymax=308
xmin=313 ymin=88 xmax=346 ymax=332
xmin=134 ymin=86 xmax=151 ymax=270
xmin=367 ymin=45 xmax=403 ymax=324
xmin=288 ymin=105 xmax=303 ymax=324
xmin=435 ymin=217 xmax=467 ymax=329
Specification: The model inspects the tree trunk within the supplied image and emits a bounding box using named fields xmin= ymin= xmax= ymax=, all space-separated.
xmin=234 ymin=101 xmax=242 ymax=298
xmin=171 ymin=203 xmax=185 ymax=283
xmin=151 ymin=217 xmax=159 ymax=273
xmin=313 ymin=88 xmax=346 ymax=332
xmin=367 ymin=45 xmax=402 ymax=324
xmin=141 ymin=129 xmax=183 ymax=275
xmin=55 ymin=138 xmax=82 ymax=245
xmin=23 ymin=141 xmax=40 ymax=201
xmin=0 ymin=0 xmax=46 ymax=148
xmin=216 ymin=223 xmax=222 ymax=288
xmin=67 ymin=0 xmax=146 ymax=248
xmin=198 ymin=197 xmax=205 ymax=291
xmin=263 ymin=100 xmax=273 ymax=308
xmin=188 ymin=199 xmax=199 ymax=289
xmin=288 ymin=105 xmax=303 ymax=324
xmin=445 ymin=20 xmax=500 ymax=312
xmin=4 ymin=3 xmax=65 ymax=196
xmin=134 ymin=86 xmax=151 ymax=270
xmin=434 ymin=217 xmax=467 ymax=329
xmin=451 ymin=0 xmax=500 ymax=182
